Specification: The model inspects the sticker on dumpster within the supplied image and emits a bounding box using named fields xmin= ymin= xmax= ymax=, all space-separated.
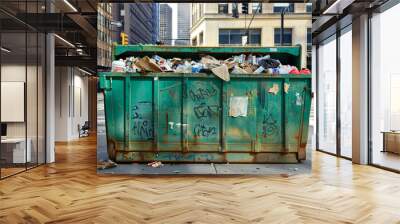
xmin=229 ymin=96 xmax=248 ymax=117
xmin=296 ymin=93 xmax=303 ymax=106
xmin=268 ymin=84 xmax=279 ymax=95
xmin=284 ymin=83 xmax=290 ymax=93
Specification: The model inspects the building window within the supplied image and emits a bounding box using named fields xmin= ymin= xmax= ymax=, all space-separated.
xmin=273 ymin=3 xmax=294 ymax=13
xmin=252 ymin=3 xmax=262 ymax=14
xmin=192 ymin=37 xmax=197 ymax=46
xmin=318 ymin=37 xmax=337 ymax=155
xmin=218 ymin=3 xmax=229 ymax=14
xmin=307 ymin=28 xmax=312 ymax=51
xmin=219 ymin=29 xmax=261 ymax=46
xmin=306 ymin=3 xmax=312 ymax=13
xmin=199 ymin=32 xmax=204 ymax=45
xmin=274 ymin=28 xmax=292 ymax=46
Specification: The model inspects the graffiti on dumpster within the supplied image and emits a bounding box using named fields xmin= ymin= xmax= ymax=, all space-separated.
xmin=188 ymin=86 xmax=217 ymax=102
xmin=193 ymin=103 xmax=219 ymax=119
xmin=261 ymin=113 xmax=279 ymax=138
xmin=132 ymin=120 xmax=153 ymax=139
xmin=188 ymin=84 xmax=219 ymax=138
xmin=131 ymin=101 xmax=153 ymax=139
xmin=194 ymin=123 xmax=217 ymax=137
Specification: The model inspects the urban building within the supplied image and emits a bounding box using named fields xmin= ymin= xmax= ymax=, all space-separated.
xmin=190 ymin=3 xmax=312 ymax=68
xmin=159 ymin=4 xmax=173 ymax=45
xmin=111 ymin=3 xmax=159 ymax=45
xmin=98 ymin=3 xmax=113 ymax=69
xmin=176 ymin=3 xmax=191 ymax=45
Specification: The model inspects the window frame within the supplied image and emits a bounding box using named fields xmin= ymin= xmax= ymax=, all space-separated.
xmin=273 ymin=3 xmax=295 ymax=13
xmin=218 ymin=29 xmax=262 ymax=46
xmin=274 ymin=28 xmax=293 ymax=46
xmin=218 ymin=3 xmax=229 ymax=14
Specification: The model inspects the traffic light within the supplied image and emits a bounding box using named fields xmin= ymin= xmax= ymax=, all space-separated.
xmin=121 ymin=32 xmax=128 ymax=45
xmin=242 ymin=3 xmax=249 ymax=14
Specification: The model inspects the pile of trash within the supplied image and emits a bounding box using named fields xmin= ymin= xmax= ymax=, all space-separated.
xmin=111 ymin=54 xmax=311 ymax=81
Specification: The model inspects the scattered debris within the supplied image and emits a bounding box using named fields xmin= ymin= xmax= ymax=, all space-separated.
xmin=280 ymin=173 xmax=290 ymax=178
xmin=268 ymin=84 xmax=280 ymax=95
xmin=97 ymin=160 xmax=117 ymax=170
xmin=111 ymin=53 xmax=312 ymax=79
xmin=148 ymin=161 xmax=164 ymax=168
xmin=231 ymin=65 xmax=249 ymax=74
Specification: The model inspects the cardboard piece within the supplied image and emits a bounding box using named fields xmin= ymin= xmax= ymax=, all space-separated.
xmin=201 ymin=56 xmax=220 ymax=69
xmin=211 ymin=64 xmax=230 ymax=81
xmin=231 ymin=66 xmax=249 ymax=74
xmin=241 ymin=63 xmax=254 ymax=73
xmin=135 ymin=56 xmax=163 ymax=72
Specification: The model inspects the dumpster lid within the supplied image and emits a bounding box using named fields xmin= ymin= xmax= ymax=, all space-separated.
xmin=113 ymin=45 xmax=302 ymax=69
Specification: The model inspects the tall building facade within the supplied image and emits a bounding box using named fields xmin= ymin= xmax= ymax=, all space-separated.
xmin=190 ymin=3 xmax=312 ymax=68
xmin=159 ymin=4 xmax=173 ymax=45
xmin=176 ymin=3 xmax=191 ymax=45
xmin=111 ymin=3 xmax=159 ymax=45
xmin=98 ymin=3 xmax=113 ymax=68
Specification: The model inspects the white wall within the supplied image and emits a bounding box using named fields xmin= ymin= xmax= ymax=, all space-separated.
xmin=1 ymin=64 xmax=38 ymax=138
xmin=54 ymin=67 xmax=89 ymax=141
xmin=1 ymin=63 xmax=46 ymax=164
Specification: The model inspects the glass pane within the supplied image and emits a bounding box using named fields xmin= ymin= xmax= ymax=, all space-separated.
xmin=252 ymin=3 xmax=262 ymax=14
xmin=307 ymin=28 xmax=312 ymax=51
xmin=249 ymin=30 xmax=261 ymax=45
xmin=371 ymin=4 xmax=400 ymax=171
xmin=274 ymin=28 xmax=292 ymax=46
xmin=283 ymin=29 xmax=292 ymax=46
xmin=1 ymin=31 xmax=27 ymax=177
xmin=230 ymin=30 xmax=242 ymax=45
xmin=218 ymin=4 xmax=228 ymax=14
xmin=340 ymin=29 xmax=352 ymax=158
xmin=38 ymin=33 xmax=45 ymax=165
xmin=219 ymin=30 xmax=229 ymax=45
xmin=306 ymin=3 xmax=312 ymax=13
xmin=318 ymin=37 xmax=337 ymax=154
xmin=274 ymin=29 xmax=280 ymax=45
xmin=27 ymin=31 xmax=38 ymax=169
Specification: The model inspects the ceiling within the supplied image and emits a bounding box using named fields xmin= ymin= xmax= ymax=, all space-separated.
xmin=311 ymin=0 xmax=391 ymax=43
xmin=0 ymin=0 xmax=97 ymax=71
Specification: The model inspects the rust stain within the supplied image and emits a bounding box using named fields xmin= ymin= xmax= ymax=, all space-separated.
xmin=229 ymin=128 xmax=250 ymax=138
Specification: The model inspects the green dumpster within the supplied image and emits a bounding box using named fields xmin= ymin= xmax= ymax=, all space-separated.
xmin=99 ymin=45 xmax=311 ymax=163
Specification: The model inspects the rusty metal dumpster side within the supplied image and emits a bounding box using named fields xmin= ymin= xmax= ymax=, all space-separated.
xmin=99 ymin=73 xmax=311 ymax=163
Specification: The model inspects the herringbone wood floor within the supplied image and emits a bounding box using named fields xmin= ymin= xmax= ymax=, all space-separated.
xmin=1 ymin=136 xmax=400 ymax=224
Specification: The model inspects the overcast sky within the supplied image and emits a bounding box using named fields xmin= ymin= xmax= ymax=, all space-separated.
xmin=167 ymin=3 xmax=178 ymax=40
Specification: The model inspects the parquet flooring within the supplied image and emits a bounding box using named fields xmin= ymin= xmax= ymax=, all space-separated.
xmin=1 ymin=135 xmax=400 ymax=224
